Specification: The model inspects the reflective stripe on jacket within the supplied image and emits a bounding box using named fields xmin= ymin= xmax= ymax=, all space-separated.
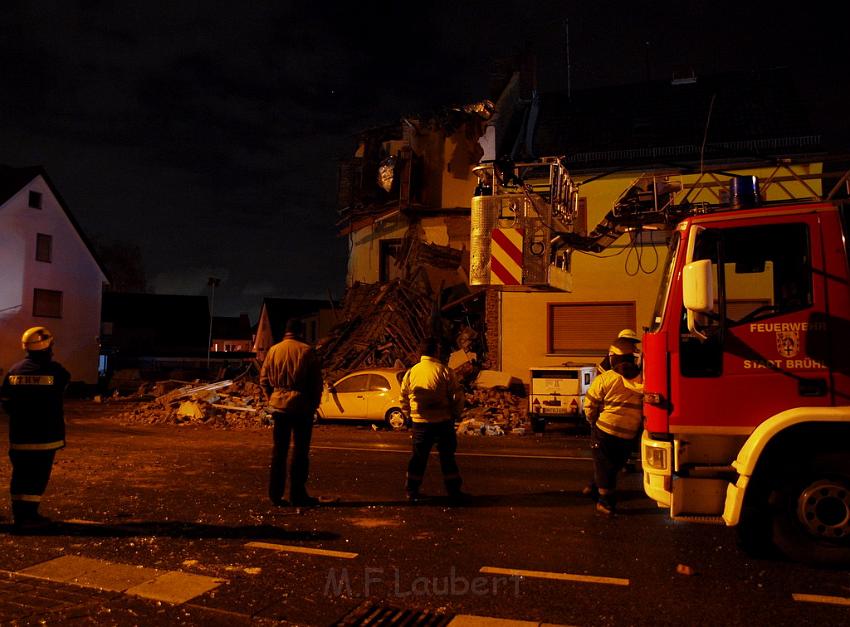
xmin=401 ymin=356 xmax=464 ymax=424
xmin=583 ymin=369 xmax=644 ymax=440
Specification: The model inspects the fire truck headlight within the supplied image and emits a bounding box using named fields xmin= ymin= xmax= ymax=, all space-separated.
xmin=644 ymin=446 xmax=668 ymax=471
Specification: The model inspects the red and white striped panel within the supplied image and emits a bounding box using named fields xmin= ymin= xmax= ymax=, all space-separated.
xmin=490 ymin=227 xmax=524 ymax=286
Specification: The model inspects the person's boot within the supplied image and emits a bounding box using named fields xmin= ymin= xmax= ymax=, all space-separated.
xmin=581 ymin=482 xmax=599 ymax=500
xmin=596 ymin=492 xmax=616 ymax=516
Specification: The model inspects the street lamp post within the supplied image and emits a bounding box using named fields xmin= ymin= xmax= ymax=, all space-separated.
xmin=206 ymin=277 xmax=221 ymax=370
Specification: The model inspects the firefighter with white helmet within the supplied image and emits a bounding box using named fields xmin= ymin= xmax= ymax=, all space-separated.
xmin=583 ymin=340 xmax=644 ymax=515
xmin=0 ymin=327 xmax=70 ymax=531
xmin=596 ymin=329 xmax=641 ymax=374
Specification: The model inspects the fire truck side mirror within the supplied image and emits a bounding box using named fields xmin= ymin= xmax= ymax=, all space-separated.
xmin=683 ymin=259 xmax=714 ymax=340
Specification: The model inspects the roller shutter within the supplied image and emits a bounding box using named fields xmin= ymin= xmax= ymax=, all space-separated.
xmin=549 ymin=302 xmax=636 ymax=352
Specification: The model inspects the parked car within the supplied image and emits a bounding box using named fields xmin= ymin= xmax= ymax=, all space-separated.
xmin=317 ymin=368 xmax=407 ymax=430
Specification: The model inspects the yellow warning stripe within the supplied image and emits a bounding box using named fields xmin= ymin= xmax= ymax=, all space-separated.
xmin=480 ymin=566 xmax=629 ymax=586
xmin=793 ymin=593 xmax=850 ymax=606
xmin=246 ymin=541 xmax=358 ymax=559
xmin=8 ymin=375 xmax=54 ymax=385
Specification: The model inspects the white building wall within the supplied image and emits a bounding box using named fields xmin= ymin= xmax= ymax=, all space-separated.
xmin=0 ymin=176 xmax=105 ymax=383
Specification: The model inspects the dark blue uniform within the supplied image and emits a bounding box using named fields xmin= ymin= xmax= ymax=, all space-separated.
xmin=1 ymin=353 xmax=69 ymax=524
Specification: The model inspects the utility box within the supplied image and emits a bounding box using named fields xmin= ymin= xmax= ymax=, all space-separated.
xmin=529 ymin=365 xmax=597 ymax=432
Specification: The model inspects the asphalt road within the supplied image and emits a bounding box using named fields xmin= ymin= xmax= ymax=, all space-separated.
xmin=0 ymin=401 xmax=847 ymax=626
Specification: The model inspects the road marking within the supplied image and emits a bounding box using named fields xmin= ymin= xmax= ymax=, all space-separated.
xmin=793 ymin=593 xmax=850 ymax=606
xmin=16 ymin=555 xmax=225 ymax=603
xmin=246 ymin=541 xmax=359 ymax=559
xmin=312 ymin=445 xmax=591 ymax=462
xmin=480 ymin=566 xmax=629 ymax=587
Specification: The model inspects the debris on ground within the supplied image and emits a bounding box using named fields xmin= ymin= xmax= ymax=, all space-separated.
xmin=111 ymin=376 xmax=272 ymax=429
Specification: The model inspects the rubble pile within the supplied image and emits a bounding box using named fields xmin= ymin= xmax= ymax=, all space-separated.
xmin=456 ymin=387 xmax=529 ymax=436
xmin=111 ymin=378 xmax=273 ymax=429
xmin=318 ymin=278 xmax=434 ymax=383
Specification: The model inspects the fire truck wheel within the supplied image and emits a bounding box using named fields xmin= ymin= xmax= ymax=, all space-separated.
xmin=385 ymin=408 xmax=407 ymax=431
xmin=771 ymin=453 xmax=850 ymax=566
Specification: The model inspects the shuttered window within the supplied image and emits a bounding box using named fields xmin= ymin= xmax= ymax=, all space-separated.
xmin=33 ymin=288 xmax=63 ymax=318
xmin=549 ymin=302 xmax=636 ymax=353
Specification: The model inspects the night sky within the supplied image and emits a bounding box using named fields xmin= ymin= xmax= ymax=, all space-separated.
xmin=1 ymin=1 xmax=846 ymax=320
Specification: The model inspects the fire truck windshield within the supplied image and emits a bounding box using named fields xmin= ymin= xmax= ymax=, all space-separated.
xmin=650 ymin=230 xmax=680 ymax=332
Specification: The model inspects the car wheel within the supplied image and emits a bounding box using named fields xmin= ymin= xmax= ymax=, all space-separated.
xmin=770 ymin=452 xmax=850 ymax=566
xmin=385 ymin=408 xmax=406 ymax=431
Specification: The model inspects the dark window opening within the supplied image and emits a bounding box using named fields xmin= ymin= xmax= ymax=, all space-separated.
xmin=28 ymin=191 xmax=42 ymax=209
xmin=33 ymin=288 xmax=63 ymax=318
xmin=379 ymin=239 xmax=403 ymax=282
xmin=36 ymin=233 xmax=52 ymax=262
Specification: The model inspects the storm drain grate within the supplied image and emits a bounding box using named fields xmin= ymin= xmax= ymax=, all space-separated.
xmin=332 ymin=601 xmax=454 ymax=626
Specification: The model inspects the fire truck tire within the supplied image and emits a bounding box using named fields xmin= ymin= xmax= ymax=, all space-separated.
xmin=770 ymin=452 xmax=850 ymax=566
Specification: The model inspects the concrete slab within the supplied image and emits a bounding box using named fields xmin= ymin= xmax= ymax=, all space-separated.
xmin=72 ymin=562 xmax=162 ymax=592
xmin=19 ymin=556 xmax=105 ymax=583
xmin=125 ymin=571 xmax=226 ymax=604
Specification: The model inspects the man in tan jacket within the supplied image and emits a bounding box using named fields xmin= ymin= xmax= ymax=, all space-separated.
xmin=260 ymin=319 xmax=324 ymax=507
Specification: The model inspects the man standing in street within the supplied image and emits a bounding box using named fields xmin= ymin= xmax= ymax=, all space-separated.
xmin=401 ymin=337 xmax=468 ymax=504
xmin=260 ymin=319 xmax=324 ymax=508
xmin=0 ymin=327 xmax=70 ymax=531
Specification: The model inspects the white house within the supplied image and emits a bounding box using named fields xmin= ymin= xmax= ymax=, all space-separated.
xmin=0 ymin=166 xmax=109 ymax=384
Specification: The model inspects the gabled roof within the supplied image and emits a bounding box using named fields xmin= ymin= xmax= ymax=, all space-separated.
xmin=261 ymin=297 xmax=332 ymax=343
xmin=0 ymin=165 xmax=110 ymax=282
xmin=529 ymin=68 xmax=822 ymax=169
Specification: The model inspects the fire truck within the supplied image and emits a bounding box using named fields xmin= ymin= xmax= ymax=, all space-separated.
xmin=471 ymin=157 xmax=850 ymax=565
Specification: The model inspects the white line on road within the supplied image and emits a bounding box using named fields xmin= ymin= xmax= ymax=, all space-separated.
xmin=312 ymin=445 xmax=591 ymax=462
xmin=480 ymin=566 xmax=629 ymax=587
xmin=246 ymin=541 xmax=358 ymax=559
xmin=792 ymin=593 xmax=850 ymax=606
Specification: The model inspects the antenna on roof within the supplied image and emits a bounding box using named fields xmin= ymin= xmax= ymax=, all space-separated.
xmin=563 ymin=18 xmax=571 ymax=100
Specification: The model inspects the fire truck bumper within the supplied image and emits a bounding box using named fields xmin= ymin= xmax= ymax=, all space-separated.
xmin=641 ymin=432 xmax=672 ymax=507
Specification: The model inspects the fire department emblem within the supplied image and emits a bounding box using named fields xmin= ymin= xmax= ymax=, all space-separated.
xmin=776 ymin=331 xmax=799 ymax=358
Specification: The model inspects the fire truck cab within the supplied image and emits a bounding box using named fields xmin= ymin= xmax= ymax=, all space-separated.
xmin=641 ymin=197 xmax=850 ymax=565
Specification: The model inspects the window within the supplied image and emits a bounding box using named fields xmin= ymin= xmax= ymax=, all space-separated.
xmin=548 ymin=302 xmax=636 ymax=353
xmin=36 ymin=233 xmax=52 ymax=262
xmin=29 ymin=191 xmax=42 ymax=209
xmin=680 ymin=223 xmax=813 ymax=377
xmin=33 ymin=288 xmax=63 ymax=318
xmin=690 ymin=223 xmax=812 ymax=326
xmin=368 ymin=374 xmax=391 ymax=392
xmin=379 ymin=239 xmax=403 ymax=282
xmin=334 ymin=374 xmax=370 ymax=393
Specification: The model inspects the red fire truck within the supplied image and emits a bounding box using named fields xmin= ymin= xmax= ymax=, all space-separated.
xmin=471 ymin=159 xmax=850 ymax=565
xmin=640 ymin=191 xmax=850 ymax=565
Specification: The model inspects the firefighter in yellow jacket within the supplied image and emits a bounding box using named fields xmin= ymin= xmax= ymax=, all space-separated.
xmin=0 ymin=327 xmax=70 ymax=531
xmin=583 ymin=341 xmax=644 ymax=515
xmin=401 ymin=337 xmax=467 ymax=504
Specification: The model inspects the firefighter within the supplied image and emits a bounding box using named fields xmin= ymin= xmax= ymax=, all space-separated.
xmin=0 ymin=327 xmax=70 ymax=530
xmin=595 ymin=328 xmax=641 ymax=375
xmin=583 ymin=341 xmax=644 ymax=515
